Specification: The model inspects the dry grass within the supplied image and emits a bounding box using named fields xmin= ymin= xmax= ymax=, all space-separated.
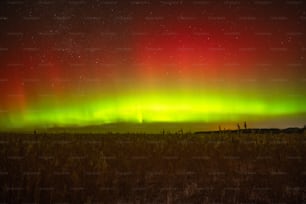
xmin=0 ymin=131 xmax=305 ymax=203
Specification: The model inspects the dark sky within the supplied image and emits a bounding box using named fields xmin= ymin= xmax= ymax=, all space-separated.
xmin=0 ymin=0 xmax=305 ymax=130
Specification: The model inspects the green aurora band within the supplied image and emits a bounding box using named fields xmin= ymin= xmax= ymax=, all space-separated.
xmin=3 ymin=88 xmax=306 ymax=130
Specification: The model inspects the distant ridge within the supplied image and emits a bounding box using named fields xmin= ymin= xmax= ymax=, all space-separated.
xmin=194 ymin=127 xmax=305 ymax=134
xmin=43 ymin=125 xmax=305 ymax=134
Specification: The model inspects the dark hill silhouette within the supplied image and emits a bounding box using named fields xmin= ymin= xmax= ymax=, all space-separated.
xmin=194 ymin=127 xmax=305 ymax=134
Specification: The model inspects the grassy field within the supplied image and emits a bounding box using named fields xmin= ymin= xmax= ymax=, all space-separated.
xmin=0 ymin=130 xmax=305 ymax=203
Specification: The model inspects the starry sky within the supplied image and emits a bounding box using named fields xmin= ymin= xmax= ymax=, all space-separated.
xmin=0 ymin=0 xmax=305 ymax=131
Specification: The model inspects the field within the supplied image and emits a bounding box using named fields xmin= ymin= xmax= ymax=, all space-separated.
xmin=0 ymin=130 xmax=305 ymax=203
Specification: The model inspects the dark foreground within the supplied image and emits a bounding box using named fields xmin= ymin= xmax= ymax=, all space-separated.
xmin=0 ymin=131 xmax=305 ymax=203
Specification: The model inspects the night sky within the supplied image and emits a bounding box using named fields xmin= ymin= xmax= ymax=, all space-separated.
xmin=0 ymin=0 xmax=305 ymax=131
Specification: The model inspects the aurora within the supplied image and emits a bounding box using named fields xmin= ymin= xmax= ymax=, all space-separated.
xmin=2 ymin=85 xmax=305 ymax=130
xmin=0 ymin=0 xmax=305 ymax=131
